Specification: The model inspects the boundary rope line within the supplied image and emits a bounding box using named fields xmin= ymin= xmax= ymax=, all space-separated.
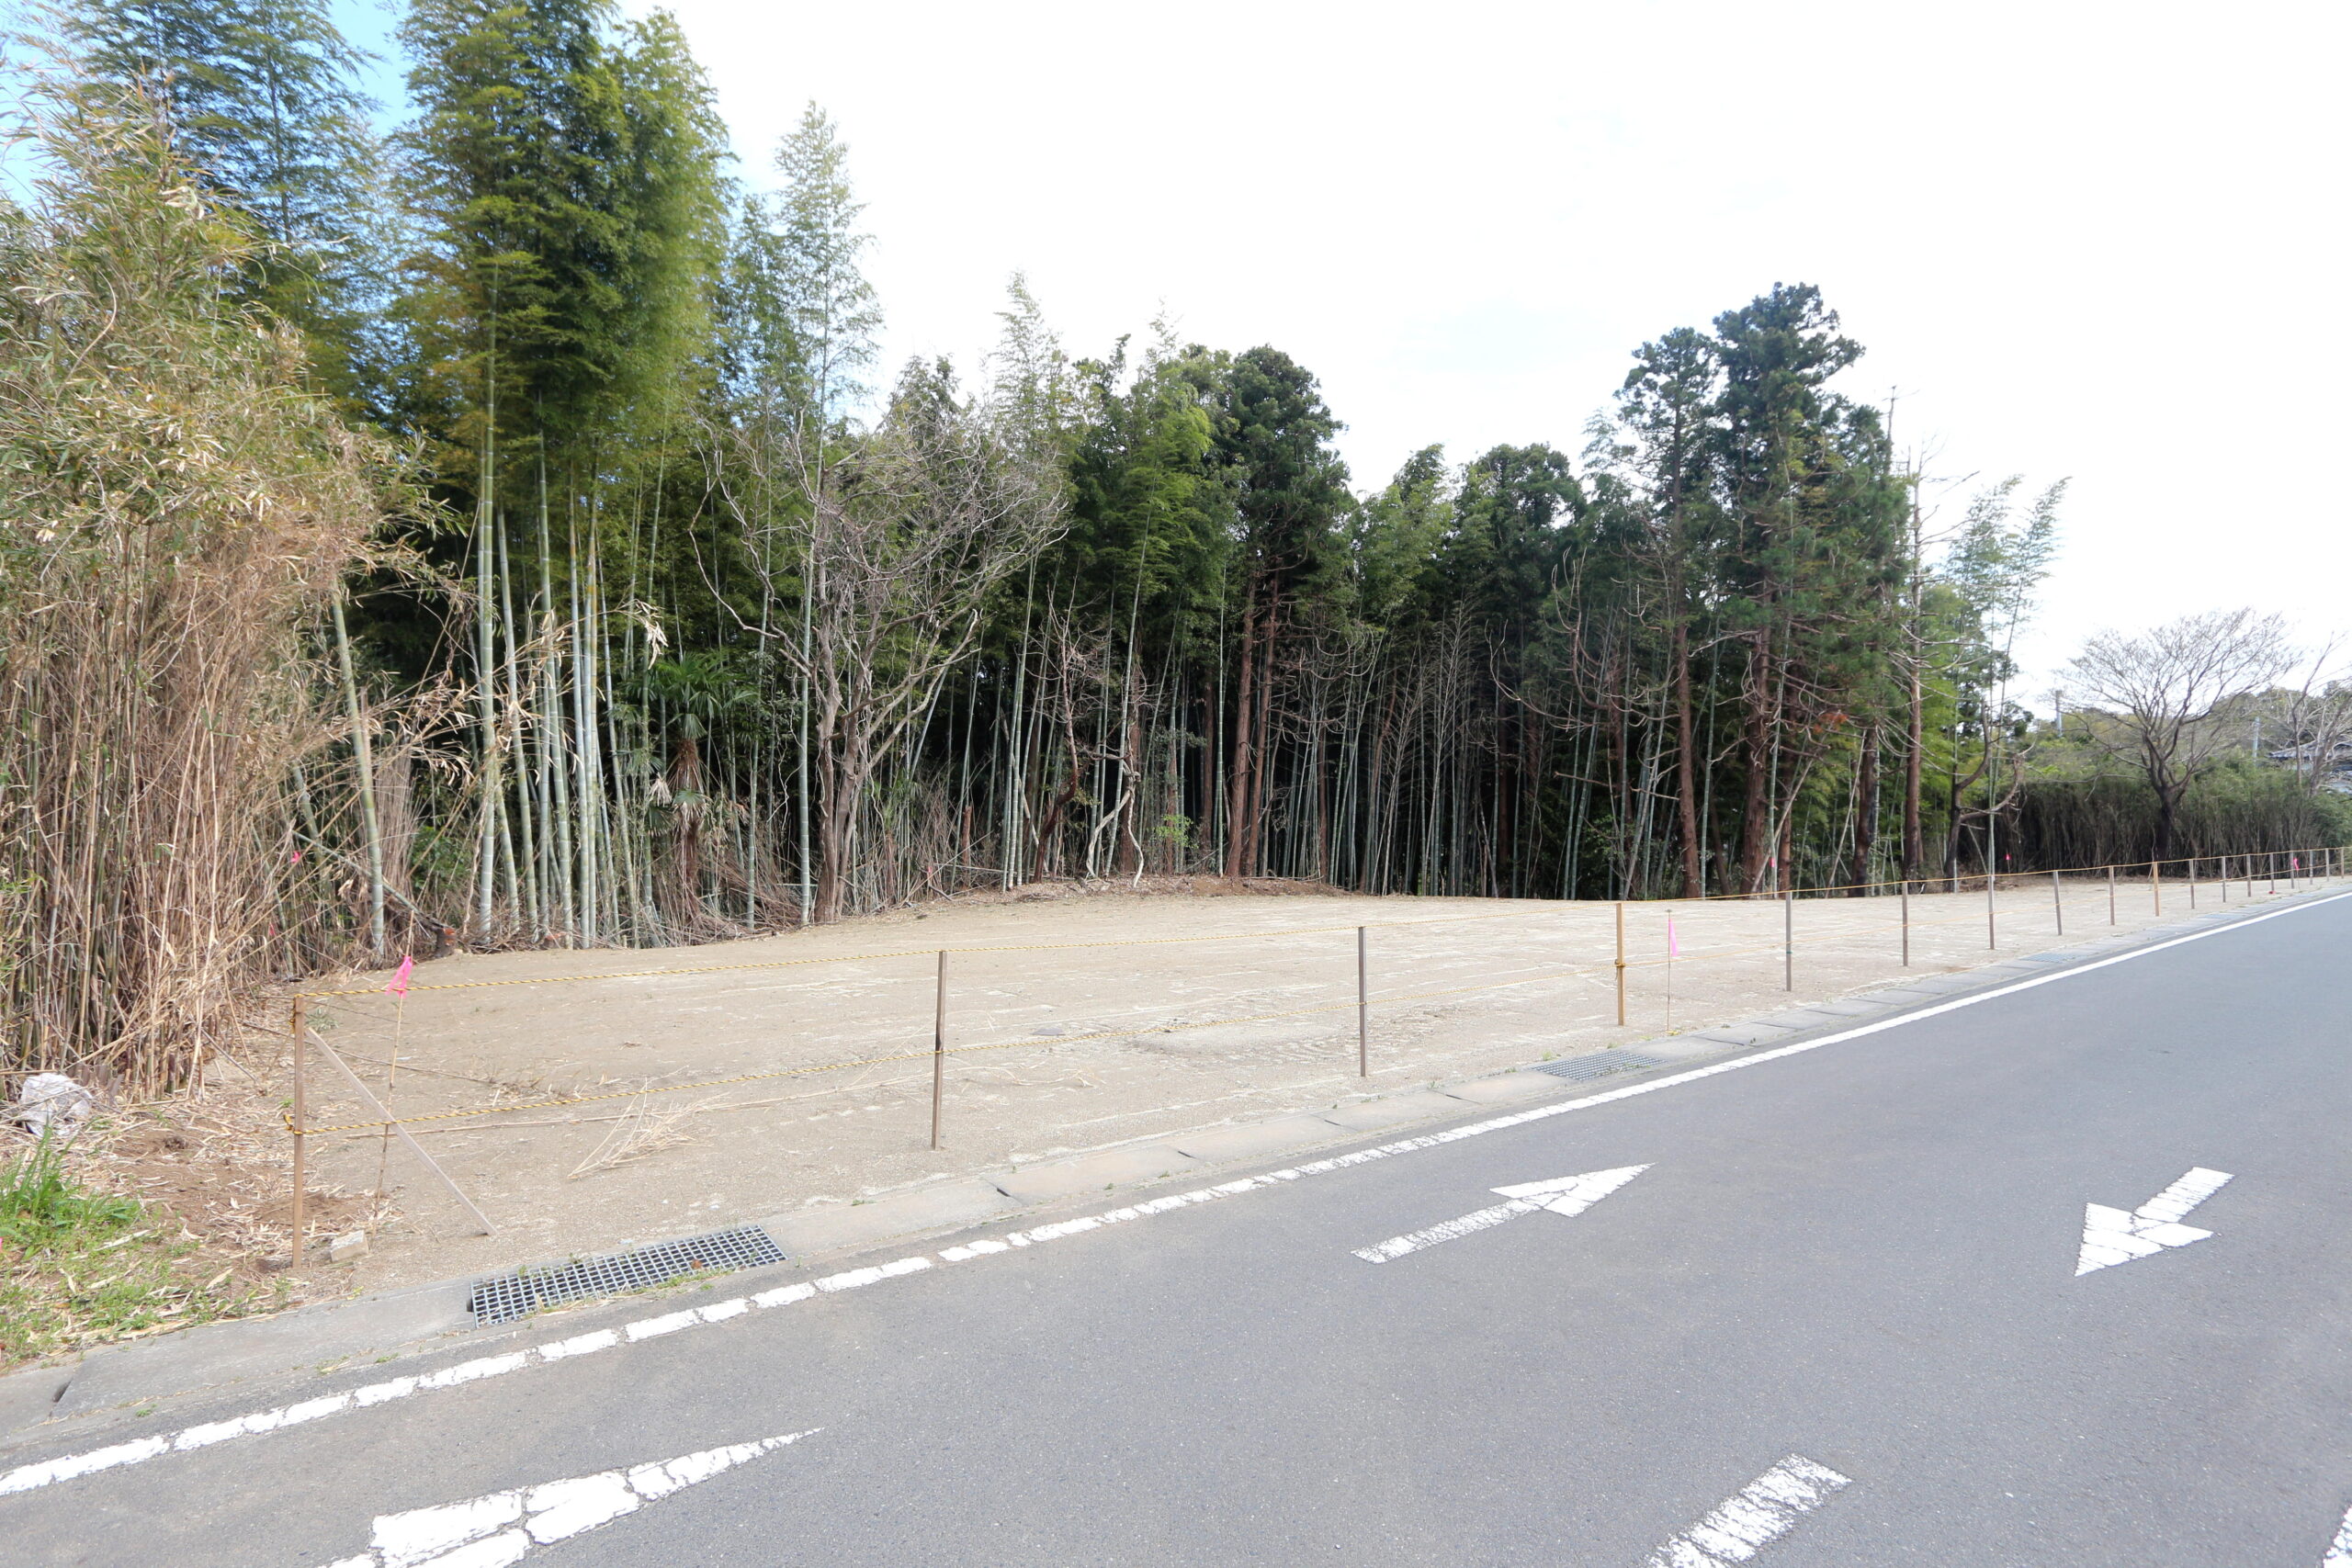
xmin=292 ymin=847 xmax=2334 ymax=1001
xmin=285 ymin=863 xmax=2337 ymax=1135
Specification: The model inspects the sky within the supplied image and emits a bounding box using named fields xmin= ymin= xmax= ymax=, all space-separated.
xmin=345 ymin=0 xmax=2347 ymax=698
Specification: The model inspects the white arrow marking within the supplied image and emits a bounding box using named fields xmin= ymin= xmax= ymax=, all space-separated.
xmin=304 ymin=1429 xmax=817 ymax=1567
xmin=2322 ymin=1498 xmax=2352 ymax=1566
xmin=2075 ymin=1167 xmax=2233 ymax=1276
xmin=1352 ymin=1165 xmax=1649 ymax=1262
xmin=1642 ymin=1454 xmax=1851 ymax=1568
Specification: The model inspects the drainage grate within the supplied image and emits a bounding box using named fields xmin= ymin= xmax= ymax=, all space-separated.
xmin=1530 ymin=1051 xmax=1668 ymax=1083
xmin=467 ymin=1224 xmax=786 ymax=1325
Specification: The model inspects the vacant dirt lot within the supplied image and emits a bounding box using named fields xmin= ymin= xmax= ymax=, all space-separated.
xmin=260 ymin=869 xmax=2280 ymax=1293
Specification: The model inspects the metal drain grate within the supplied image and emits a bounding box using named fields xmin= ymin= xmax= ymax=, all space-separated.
xmin=468 ymin=1224 xmax=786 ymax=1325
xmin=1530 ymin=1051 xmax=1667 ymax=1083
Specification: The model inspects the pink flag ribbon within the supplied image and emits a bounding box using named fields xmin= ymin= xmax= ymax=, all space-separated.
xmin=1667 ymin=914 xmax=1680 ymax=958
xmin=386 ymin=955 xmax=414 ymax=998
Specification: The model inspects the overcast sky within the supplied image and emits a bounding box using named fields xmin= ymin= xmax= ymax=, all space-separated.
xmin=353 ymin=0 xmax=2348 ymax=696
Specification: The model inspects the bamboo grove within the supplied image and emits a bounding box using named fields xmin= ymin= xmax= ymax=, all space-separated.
xmin=10 ymin=0 xmax=2346 ymax=1087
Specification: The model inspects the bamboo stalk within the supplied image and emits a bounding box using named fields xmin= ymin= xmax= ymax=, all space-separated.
xmin=329 ymin=594 xmax=385 ymax=957
xmin=930 ymin=950 xmax=947 ymax=1150
xmin=289 ymin=995 xmax=307 ymax=1268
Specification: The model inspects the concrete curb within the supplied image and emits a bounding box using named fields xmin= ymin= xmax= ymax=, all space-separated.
xmin=3 ymin=882 xmax=2332 ymax=1442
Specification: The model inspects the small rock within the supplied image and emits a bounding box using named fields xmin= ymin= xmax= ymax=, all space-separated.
xmin=328 ymin=1230 xmax=370 ymax=1263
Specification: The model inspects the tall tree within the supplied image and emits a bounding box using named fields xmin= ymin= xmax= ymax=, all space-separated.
xmin=1212 ymin=345 xmax=1347 ymax=876
xmin=718 ymin=358 xmax=1065 ymax=920
xmin=1594 ymin=326 xmax=1720 ymax=893
xmin=718 ymin=100 xmax=883 ymax=914
xmin=2067 ymin=610 xmax=2294 ymax=857
xmin=62 ymin=0 xmax=390 ymax=402
xmin=1711 ymin=283 xmax=1902 ymax=889
xmin=397 ymin=0 xmax=728 ymax=941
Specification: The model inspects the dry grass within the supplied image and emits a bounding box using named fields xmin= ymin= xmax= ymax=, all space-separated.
xmin=0 ymin=80 xmax=393 ymax=1097
xmin=565 ymin=1097 xmax=707 ymax=1180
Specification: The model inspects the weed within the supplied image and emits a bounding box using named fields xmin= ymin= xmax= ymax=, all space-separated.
xmin=0 ymin=1136 xmax=275 ymax=1368
xmin=0 ymin=1137 xmax=140 ymax=1250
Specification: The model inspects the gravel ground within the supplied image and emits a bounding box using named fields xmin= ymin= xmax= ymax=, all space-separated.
xmin=266 ymin=870 xmax=2269 ymax=1292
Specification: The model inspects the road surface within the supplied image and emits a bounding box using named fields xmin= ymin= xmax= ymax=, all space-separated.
xmin=9 ymin=890 xmax=2352 ymax=1566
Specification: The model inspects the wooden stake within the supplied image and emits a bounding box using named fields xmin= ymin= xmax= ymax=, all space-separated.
xmin=289 ymin=995 xmax=307 ymax=1269
xmin=1356 ymin=927 xmax=1369 ymax=1077
xmin=2051 ymin=869 xmax=2063 ymax=935
xmin=1900 ymin=881 xmax=1910 ymax=966
xmin=2108 ymin=864 xmax=2117 ymax=924
xmin=2151 ymin=860 xmax=2161 ymax=916
xmin=1665 ymin=911 xmax=1676 ymax=1027
xmin=1613 ymin=902 xmax=1627 ymax=1026
xmin=930 ymin=950 xmax=947 ymax=1151
xmin=1985 ymin=869 xmax=1997 ymax=949
xmin=1782 ymin=888 xmax=1793 ymax=991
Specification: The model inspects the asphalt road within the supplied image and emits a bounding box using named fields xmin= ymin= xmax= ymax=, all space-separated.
xmin=13 ymin=890 xmax=2352 ymax=1567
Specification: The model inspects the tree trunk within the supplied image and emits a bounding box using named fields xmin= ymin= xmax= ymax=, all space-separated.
xmin=1902 ymin=660 xmax=1925 ymax=879
xmin=1223 ymin=589 xmax=1260 ymax=878
xmin=2153 ymin=782 xmax=2180 ymax=860
xmin=812 ymin=728 xmax=868 ymax=925
xmin=1851 ymin=724 xmax=1881 ymax=894
xmin=1673 ymin=616 xmax=1702 ymax=897
xmin=1737 ymin=635 xmax=1774 ymax=892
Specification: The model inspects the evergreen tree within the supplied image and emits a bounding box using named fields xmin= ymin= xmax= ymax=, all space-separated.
xmin=1709 ymin=283 xmax=1902 ymax=888
xmin=1210 ymin=345 xmax=1348 ymax=874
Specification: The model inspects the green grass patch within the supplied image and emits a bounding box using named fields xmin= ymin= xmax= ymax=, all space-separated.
xmin=0 ymin=1135 xmax=279 ymax=1367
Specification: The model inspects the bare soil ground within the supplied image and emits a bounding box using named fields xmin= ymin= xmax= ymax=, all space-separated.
xmin=204 ymin=869 xmax=2272 ymax=1299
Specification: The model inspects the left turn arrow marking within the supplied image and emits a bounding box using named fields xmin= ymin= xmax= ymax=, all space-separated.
xmin=2075 ymin=1167 xmax=2233 ymax=1276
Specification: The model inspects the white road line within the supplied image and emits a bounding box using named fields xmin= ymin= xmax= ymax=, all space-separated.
xmin=2321 ymin=1499 xmax=2352 ymax=1566
xmin=7 ymin=889 xmax=2340 ymax=1501
xmin=1353 ymin=1199 xmax=1541 ymax=1262
xmin=1354 ymin=1165 xmax=1650 ymax=1261
xmin=300 ymin=1429 xmax=816 ymax=1567
xmin=2075 ymin=1167 xmax=2233 ymax=1276
xmin=1643 ymin=1454 xmax=1850 ymax=1568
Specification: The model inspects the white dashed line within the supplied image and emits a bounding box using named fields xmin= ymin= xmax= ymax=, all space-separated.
xmin=4 ymin=892 xmax=2336 ymax=1501
xmin=1644 ymin=1454 xmax=1851 ymax=1567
